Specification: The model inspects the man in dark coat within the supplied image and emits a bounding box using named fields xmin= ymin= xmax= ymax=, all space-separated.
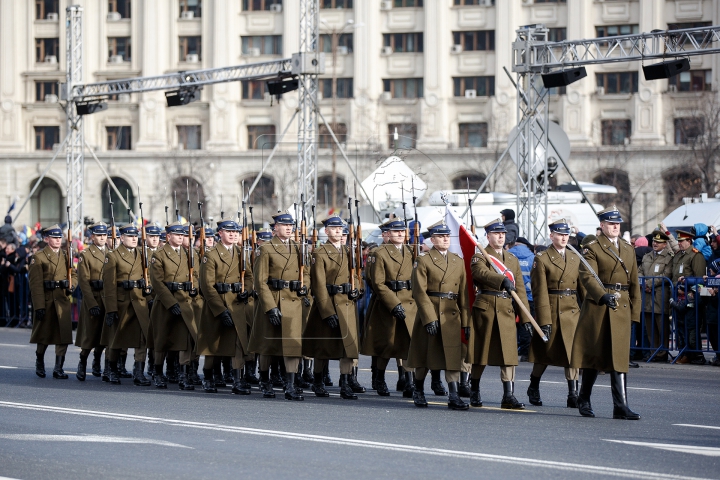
xmin=500 ymin=209 xmax=519 ymax=246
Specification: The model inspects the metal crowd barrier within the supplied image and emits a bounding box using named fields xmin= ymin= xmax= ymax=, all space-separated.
xmin=672 ymin=276 xmax=720 ymax=364
xmin=0 ymin=272 xmax=31 ymax=327
xmin=634 ymin=276 xmax=675 ymax=362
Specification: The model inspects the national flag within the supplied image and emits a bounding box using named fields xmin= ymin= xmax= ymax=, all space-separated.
xmin=7 ymin=197 xmax=16 ymax=214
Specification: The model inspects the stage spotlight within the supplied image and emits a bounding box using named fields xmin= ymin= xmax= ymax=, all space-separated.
xmin=541 ymin=67 xmax=587 ymax=88
xmin=642 ymin=58 xmax=690 ymax=80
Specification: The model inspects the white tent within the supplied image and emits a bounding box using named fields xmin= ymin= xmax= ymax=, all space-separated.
xmin=361 ymin=156 xmax=427 ymax=212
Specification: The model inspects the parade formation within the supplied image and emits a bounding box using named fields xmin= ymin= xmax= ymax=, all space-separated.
xmin=27 ymin=192 xmax=642 ymax=421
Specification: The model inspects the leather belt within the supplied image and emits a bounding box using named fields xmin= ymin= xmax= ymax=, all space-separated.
xmin=43 ymin=280 xmax=69 ymax=290
xmin=89 ymin=280 xmax=104 ymax=290
xmin=267 ymin=278 xmax=302 ymax=291
xmin=327 ymin=283 xmax=352 ymax=296
xmin=603 ymin=283 xmax=629 ymax=291
xmin=167 ymin=281 xmax=194 ymax=292
xmin=117 ymin=280 xmax=144 ymax=290
xmin=548 ymin=289 xmax=577 ymax=296
xmin=385 ymin=280 xmax=412 ymax=291
xmin=213 ymin=282 xmax=243 ymax=294
xmin=481 ymin=290 xmax=510 ymax=299
xmin=427 ymin=291 xmax=458 ymax=300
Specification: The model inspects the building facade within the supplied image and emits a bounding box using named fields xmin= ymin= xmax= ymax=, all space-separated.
xmin=0 ymin=0 xmax=718 ymax=234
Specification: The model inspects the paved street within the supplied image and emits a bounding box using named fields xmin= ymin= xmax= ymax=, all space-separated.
xmin=0 ymin=327 xmax=718 ymax=480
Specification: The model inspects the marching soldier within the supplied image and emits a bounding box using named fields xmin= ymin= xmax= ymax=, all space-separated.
xmin=361 ymin=218 xmax=416 ymax=397
xmin=526 ymin=219 xmax=581 ymax=407
xmin=149 ymin=221 xmax=199 ymax=390
xmin=197 ymin=219 xmax=254 ymax=395
xmin=571 ymin=206 xmax=641 ymax=420
xmin=248 ymin=211 xmax=310 ymax=401
xmin=406 ymin=221 xmax=469 ymax=410
xmin=303 ymin=216 xmax=361 ymax=399
xmin=74 ymin=222 xmax=109 ymax=381
xmin=144 ymin=223 xmax=161 ymax=378
xmin=101 ymin=224 xmax=152 ymax=386
xmin=365 ymin=220 xmax=389 ymax=390
xmin=28 ymin=225 xmax=77 ymax=379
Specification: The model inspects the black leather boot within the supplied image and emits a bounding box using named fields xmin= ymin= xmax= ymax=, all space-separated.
xmin=431 ymin=370 xmax=447 ymax=396
xmin=109 ymin=360 xmax=121 ymax=385
xmin=284 ymin=373 xmax=304 ymax=400
xmin=35 ymin=352 xmax=46 ymax=378
xmin=118 ymin=354 xmax=132 ymax=378
xmin=189 ymin=359 xmax=202 ymax=385
xmin=371 ymin=363 xmax=377 ymax=390
xmin=339 ymin=374 xmax=358 ymax=400
xmin=91 ymin=350 xmax=102 ymax=377
xmin=202 ymin=368 xmax=218 ymax=393
xmin=611 ymin=372 xmax=640 ymax=420
xmin=211 ymin=360 xmax=224 ymax=387
xmin=270 ymin=360 xmax=283 ymax=388
xmin=153 ymin=366 xmax=167 ymax=389
xmin=527 ymin=375 xmax=542 ymax=406
xmin=133 ymin=361 xmax=151 ymax=386
xmin=302 ymin=359 xmax=314 ymax=384
xmin=458 ymin=372 xmax=471 ymax=397
xmin=76 ymin=353 xmax=87 ymax=381
xmin=101 ymin=358 xmax=110 ymax=382
xmin=166 ymin=354 xmax=179 ymax=384
xmin=222 ymin=357 xmax=233 ymax=385
xmin=395 ymin=365 xmax=406 ymax=391
xmin=447 ymin=382 xmax=469 ymax=410
xmin=147 ymin=350 xmax=155 ymax=376
xmin=245 ymin=357 xmax=260 ymax=385
xmin=349 ymin=366 xmax=366 ymax=393
xmin=52 ymin=355 xmax=68 ymax=379
xmin=402 ymin=371 xmax=415 ymax=398
xmin=259 ymin=370 xmax=275 ymax=398
xmin=577 ymin=369 xmax=597 ymax=417
xmin=322 ymin=363 xmax=333 ymax=386
xmin=567 ymin=380 xmax=579 ymax=408
xmin=312 ymin=372 xmax=329 ymax=397
xmin=470 ymin=378 xmax=482 ymax=407
xmin=412 ymin=378 xmax=428 ymax=407
xmin=178 ymin=364 xmax=195 ymax=390
xmin=375 ymin=369 xmax=390 ymax=396
xmin=231 ymin=368 xmax=250 ymax=395
xmin=501 ymin=381 xmax=525 ymax=409
xmin=295 ymin=362 xmax=311 ymax=389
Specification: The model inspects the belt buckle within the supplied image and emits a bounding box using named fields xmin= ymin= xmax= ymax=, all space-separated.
xmin=283 ymin=281 xmax=290 ymax=289
xmin=565 ymin=288 xmax=571 ymax=296
xmin=447 ymin=291 xmax=455 ymax=299
xmin=501 ymin=291 xmax=508 ymax=299
xmin=614 ymin=283 xmax=622 ymax=291
xmin=177 ymin=283 xmax=184 ymax=291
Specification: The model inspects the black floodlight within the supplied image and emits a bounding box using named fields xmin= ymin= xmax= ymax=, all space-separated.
xmin=165 ymin=88 xmax=201 ymax=107
xmin=642 ymin=58 xmax=690 ymax=80
xmin=541 ymin=67 xmax=587 ymax=88
xmin=75 ymin=101 xmax=108 ymax=116
xmin=266 ymin=78 xmax=299 ymax=97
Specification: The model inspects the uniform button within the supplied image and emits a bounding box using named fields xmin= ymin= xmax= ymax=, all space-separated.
xmin=560 ymin=281 xmax=563 ymax=283
xmin=281 ymin=297 xmax=284 ymax=300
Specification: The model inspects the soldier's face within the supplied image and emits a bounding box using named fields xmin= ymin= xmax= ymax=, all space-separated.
xmin=218 ymin=230 xmax=238 ymax=245
xmin=326 ymin=226 xmax=343 ymax=243
xmin=431 ymin=234 xmax=450 ymax=251
xmin=550 ymin=232 xmax=568 ymax=249
xmin=92 ymin=234 xmax=107 ymax=247
xmin=167 ymin=233 xmax=184 ymax=248
xmin=205 ymin=236 xmax=215 ymax=247
xmin=275 ymin=223 xmax=293 ymax=240
xmin=601 ymin=221 xmax=620 ymax=239
xmin=47 ymin=237 xmax=62 ymax=249
xmin=146 ymin=235 xmax=159 ymax=248
xmin=652 ymin=240 xmax=665 ymax=252
xmin=678 ymin=238 xmax=692 ymax=251
xmin=121 ymin=235 xmax=138 ymax=248
xmin=182 ymin=236 xmax=190 ymax=248
xmin=388 ymin=230 xmax=405 ymax=245
xmin=487 ymin=232 xmax=505 ymax=250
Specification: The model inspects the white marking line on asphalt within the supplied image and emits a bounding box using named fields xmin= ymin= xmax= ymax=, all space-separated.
xmin=0 ymin=344 xmax=27 ymax=347
xmin=0 ymin=401 xmax=708 ymax=480
xmin=0 ymin=366 xmax=18 ymax=369
xmin=0 ymin=434 xmax=192 ymax=449
xmin=674 ymin=424 xmax=720 ymax=431
xmin=604 ymin=440 xmax=720 ymax=457
xmin=515 ymin=380 xmax=670 ymax=392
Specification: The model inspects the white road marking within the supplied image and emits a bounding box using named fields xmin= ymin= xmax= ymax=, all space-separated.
xmin=0 ymin=344 xmax=27 ymax=348
xmin=0 ymin=433 xmax=192 ymax=449
xmin=516 ymin=380 xmax=670 ymax=392
xmin=0 ymin=401 xmax=708 ymax=480
xmin=604 ymin=440 xmax=720 ymax=457
xmin=674 ymin=424 xmax=720 ymax=431
xmin=0 ymin=366 xmax=18 ymax=369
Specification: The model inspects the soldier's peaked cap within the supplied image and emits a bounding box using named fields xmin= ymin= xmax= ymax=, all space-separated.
xmin=427 ymin=221 xmax=451 ymax=236
xmin=549 ymin=218 xmax=571 ymax=234
xmin=484 ymin=218 xmax=507 ymax=233
xmin=119 ymin=224 xmax=138 ymax=236
xmin=165 ymin=221 xmax=185 ymax=235
xmin=256 ymin=228 xmax=273 ymax=241
xmin=322 ymin=216 xmax=344 ymax=228
xmin=597 ymin=205 xmax=623 ymax=223
xmin=145 ymin=224 xmax=162 ymax=236
xmin=272 ymin=210 xmax=295 ymax=225
xmin=651 ymin=230 xmax=669 ymax=243
xmin=43 ymin=224 xmax=63 ymax=238
xmin=217 ymin=219 xmax=240 ymax=232
xmin=676 ymin=229 xmax=694 ymax=241
xmin=385 ymin=219 xmax=406 ymax=231
xmin=88 ymin=222 xmax=108 ymax=235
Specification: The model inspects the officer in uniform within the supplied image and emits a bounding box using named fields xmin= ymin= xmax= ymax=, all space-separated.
xmin=468 ymin=218 xmax=529 ymax=410
xmin=406 ymin=221 xmax=469 ymax=410
xmin=197 ymin=219 xmax=254 ymax=395
xmin=571 ymin=206 xmax=641 ymax=420
xmin=144 ymin=223 xmax=161 ymax=378
xmin=101 ymin=223 xmax=152 ymax=386
xmin=28 ymin=225 xmax=77 ymax=379
xmin=638 ymin=230 xmax=673 ymax=363
xmin=74 ymin=222 xmax=109 ymax=381
xmin=527 ymin=219 xmax=581 ymax=407
xmin=158 ymin=232 xmax=167 ymax=249
xmin=361 ymin=218 xmax=416 ymax=397
xmin=248 ymin=211 xmax=310 ymax=400
xmin=149 ymin=221 xmax=199 ymax=390
xmin=303 ymin=216 xmax=361 ymax=399
xmin=365 ymin=219 xmax=390 ymax=390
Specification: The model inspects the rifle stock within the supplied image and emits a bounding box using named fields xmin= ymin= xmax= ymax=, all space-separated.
xmin=138 ymin=187 xmax=150 ymax=291
xmin=347 ymin=198 xmax=356 ymax=290
xmin=107 ymin=184 xmax=117 ymax=249
xmin=66 ymin=205 xmax=72 ymax=290
xmin=186 ymin=181 xmax=194 ymax=290
xmin=299 ymin=196 xmax=307 ymax=289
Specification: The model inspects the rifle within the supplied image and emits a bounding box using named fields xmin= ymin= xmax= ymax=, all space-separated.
xmin=174 ymin=191 xmax=179 ymax=222
xmin=65 ymin=204 xmax=72 ymax=290
xmin=467 ymin=177 xmax=476 ymax=236
xmin=241 ymin=194 xmax=248 ymax=294
xmin=107 ymin=184 xmax=117 ymax=249
xmin=186 ymin=180 xmax=195 ymax=290
xmin=197 ymin=184 xmax=206 ymax=252
xmin=299 ymin=195 xmax=307 ymax=290
xmin=411 ymin=179 xmax=420 ymax=260
xmin=249 ymin=206 xmax=256 ymax=253
xmin=125 ymin=189 xmax=132 ymax=224
xmin=164 ymin=187 xmax=169 ymax=226
xmin=354 ymin=194 xmax=363 ymax=277
xmin=401 ymin=182 xmax=409 ymax=244
xmin=138 ymin=185 xmax=150 ymax=294
xmin=293 ymin=202 xmax=299 ymax=242
xmin=311 ymin=204 xmax=318 ymax=249
xmin=220 ymin=193 xmax=224 ymax=220
xmin=347 ymin=197 xmax=356 ymax=290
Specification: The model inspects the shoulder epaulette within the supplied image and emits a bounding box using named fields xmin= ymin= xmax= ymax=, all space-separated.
xmin=584 ymin=240 xmax=597 ymax=247
xmin=418 ymin=252 xmax=426 ymax=257
xmin=536 ymin=251 xmax=543 ymax=257
xmin=692 ymin=248 xmax=699 ymax=253
xmin=620 ymin=238 xmax=630 ymax=245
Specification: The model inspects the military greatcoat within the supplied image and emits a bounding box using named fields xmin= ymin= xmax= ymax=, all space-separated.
xmin=75 ymin=244 xmax=107 ymax=349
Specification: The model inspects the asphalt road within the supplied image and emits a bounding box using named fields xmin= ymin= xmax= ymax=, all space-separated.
xmin=0 ymin=327 xmax=719 ymax=480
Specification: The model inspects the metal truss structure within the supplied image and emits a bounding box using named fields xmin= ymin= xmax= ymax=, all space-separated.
xmin=65 ymin=5 xmax=84 ymax=238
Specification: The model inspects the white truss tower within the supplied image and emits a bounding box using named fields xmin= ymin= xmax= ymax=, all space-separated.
xmin=65 ymin=5 xmax=84 ymax=238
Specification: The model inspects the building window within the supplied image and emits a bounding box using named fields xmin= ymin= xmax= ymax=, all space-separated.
xmin=248 ymin=125 xmax=276 ymax=149
xmin=108 ymin=0 xmax=131 ymax=18
xmin=674 ymin=118 xmax=704 ymax=145
xmin=36 ymin=0 xmax=59 ymax=20
xmin=452 ymin=173 xmax=487 ymax=191
xmin=388 ymin=124 xmax=417 ymax=149
xmin=596 ymin=25 xmax=639 ymax=37
xmin=383 ymin=78 xmax=423 ymax=99
xmin=454 ymin=0 xmax=493 ymax=5
xmin=383 ymin=33 xmax=423 ymax=53
xmin=548 ymin=86 xmax=566 ymax=96
xmin=108 ymin=37 xmax=131 ymax=61
xmin=317 ymin=174 xmax=346 ymax=210
xmin=319 ymin=34 xmax=354 ymax=53
xmin=102 ymin=177 xmax=134 ymax=224
xmin=107 ymin=126 xmax=132 ymax=150
xmin=596 ymin=72 xmax=639 ymax=94
xmin=242 ymin=80 xmax=267 ymax=100
xmin=31 ymin=177 xmax=63 ymax=226
xmin=459 ymin=123 xmax=488 ymax=148
xmin=318 ymin=123 xmax=347 ymax=148
xmin=452 ymin=30 xmax=495 ymax=51
xmin=35 ymin=38 xmax=59 ymax=62
xmin=670 ymin=21 xmax=712 ymax=45
xmin=321 ymin=0 xmax=352 ymax=8
xmin=179 ymin=0 xmax=201 ymax=18
xmin=177 ymin=125 xmax=201 ymax=150
xmin=35 ymin=81 xmax=58 ymax=102
xmin=179 ymin=36 xmax=202 ymax=61
xmin=601 ymin=120 xmax=631 ymax=146
xmin=393 ymin=0 xmax=423 ymax=6
xmin=548 ymin=28 xmax=566 ymax=42
xmin=35 ymin=126 xmax=60 ymax=150
xmin=241 ymin=35 xmax=283 ymax=55
xmin=671 ymin=70 xmax=712 ymax=92
xmin=241 ymin=175 xmax=276 ymax=213
xmin=242 ymin=0 xmax=283 ymax=10
xmin=320 ymin=78 xmax=354 ymax=98
xmin=453 ymin=76 xmax=495 ymax=97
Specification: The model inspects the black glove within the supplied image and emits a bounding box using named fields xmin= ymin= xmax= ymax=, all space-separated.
xmin=237 ymin=290 xmax=249 ymax=303
xmin=302 ymin=297 xmax=311 ymax=307
xmin=147 ymin=299 xmax=154 ymax=312
xmin=170 ymin=303 xmax=182 ymax=317
xmin=89 ymin=306 xmax=101 ymax=317
xmin=540 ymin=324 xmax=552 ymax=339
xmin=358 ymin=289 xmax=365 ymax=300
xmin=64 ymin=287 xmax=74 ymax=296
xmin=325 ymin=314 xmax=339 ymax=329
xmin=348 ymin=288 xmax=360 ymax=301
xmin=425 ymin=320 xmax=439 ymax=336
xmin=600 ymin=293 xmax=618 ymax=309
xmin=463 ymin=327 xmax=470 ymax=341
xmin=34 ymin=309 xmax=45 ymax=322
xmin=188 ymin=288 xmax=199 ymax=298
xmin=391 ymin=304 xmax=406 ymax=321
xmin=217 ymin=309 xmax=234 ymax=327
xmin=297 ymin=285 xmax=308 ymax=297
xmin=267 ymin=308 xmax=282 ymax=326
xmin=501 ymin=278 xmax=516 ymax=293
xmin=142 ymin=285 xmax=153 ymax=297
xmin=523 ymin=322 xmax=534 ymax=336
xmin=105 ymin=312 xmax=118 ymax=326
